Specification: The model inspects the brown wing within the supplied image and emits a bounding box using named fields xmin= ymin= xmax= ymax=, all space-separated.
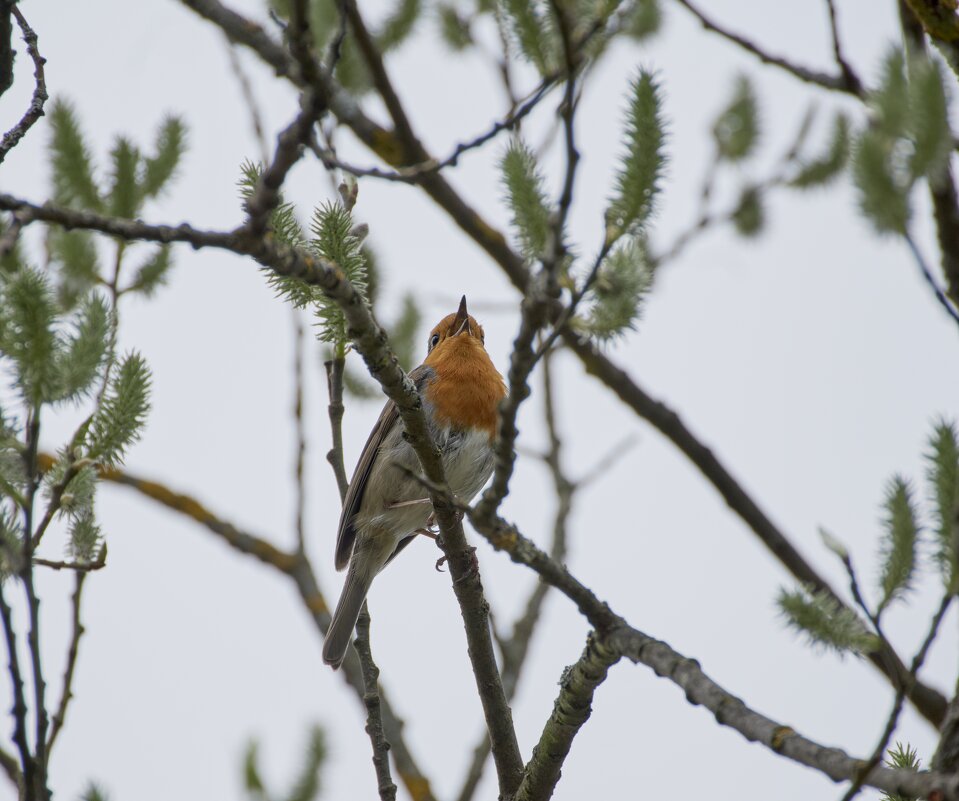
xmin=333 ymin=365 xmax=433 ymax=571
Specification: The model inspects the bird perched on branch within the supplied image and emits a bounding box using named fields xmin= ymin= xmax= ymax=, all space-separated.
xmin=323 ymin=296 xmax=506 ymax=669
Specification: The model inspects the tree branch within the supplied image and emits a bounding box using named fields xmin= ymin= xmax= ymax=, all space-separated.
xmin=454 ymin=349 xmax=573 ymax=801
xmin=561 ymin=329 xmax=948 ymax=727
xmin=324 ymin=356 xmax=349 ymax=502
xmin=903 ymin=232 xmax=959 ymax=328
xmin=431 ymin=470 xmax=959 ymax=800
xmin=307 ymin=75 xmax=557 ymax=184
xmin=0 ymin=6 xmax=47 ymax=166
xmin=822 ymin=0 xmax=863 ymax=95
xmin=899 ymin=0 xmax=959 ymax=311
xmin=46 ymin=573 xmax=87 ymax=754
xmin=672 ymin=0 xmax=863 ymax=97
xmin=292 ymin=313 xmax=308 ymax=554
xmin=355 ymin=604 xmax=397 ymax=801
xmin=243 ymin=88 xmax=327 ymax=239
xmin=515 ymin=633 xmax=619 ymax=801
xmin=0 ymin=579 xmax=32 ymax=797
xmin=840 ymin=592 xmax=954 ymax=801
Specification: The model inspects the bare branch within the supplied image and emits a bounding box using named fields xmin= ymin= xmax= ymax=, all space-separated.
xmin=355 ymin=605 xmax=397 ymax=801
xmin=0 ymin=193 xmax=239 ymax=248
xmin=673 ymin=0 xmax=863 ymax=97
xmin=515 ymin=634 xmax=619 ymax=801
xmin=223 ymin=36 xmax=270 ymax=162
xmin=840 ymin=593 xmax=954 ymax=801
xmin=243 ymin=89 xmax=326 ymax=239
xmin=33 ymin=554 xmax=105 ymax=573
xmin=0 ymin=580 xmax=32 ymax=795
xmin=20 ymin=414 xmax=49 ymax=798
xmin=324 ymin=356 xmax=349 ymax=502
xmin=422 ymin=470 xmax=959 ymax=799
xmin=180 ymin=0 xmax=297 ymax=82
xmin=903 ymin=233 xmax=959 ymax=329
xmin=47 ymin=573 xmax=87 ymax=753
xmin=0 ymin=6 xmax=47 ymax=165
xmin=292 ymin=313 xmax=308 ymax=553
xmin=822 ymin=0 xmax=863 ymax=95
xmin=898 ymin=6 xmax=959 ymax=311
xmin=307 ymin=76 xmax=557 ymax=184
xmin=31 ymin=459 xmax=86 ymax=549
xmin=179 ymin=0 xmax=529 ymax=291
xmin=561 ymin=329 xmax=949 ymax=727
xmin=477 ymin=284 xmax=551 ymax=524
xmin=606 ymin=624 xmax=956 ymax=800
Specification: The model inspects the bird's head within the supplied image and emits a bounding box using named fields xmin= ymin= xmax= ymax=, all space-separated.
xmin=423 ymin=296 xmax=487 ymax=365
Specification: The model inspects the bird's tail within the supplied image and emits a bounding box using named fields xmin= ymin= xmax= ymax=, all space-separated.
xmin=322 ymin=565 xmax=375 ymax=669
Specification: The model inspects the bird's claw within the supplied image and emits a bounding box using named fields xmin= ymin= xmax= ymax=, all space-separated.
xmin=435 ymin=546 xmax=478 ymax=580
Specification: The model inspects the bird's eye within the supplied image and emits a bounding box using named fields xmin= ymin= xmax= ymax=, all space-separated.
xmin=429 ymin=334 xmax=440 ymax=351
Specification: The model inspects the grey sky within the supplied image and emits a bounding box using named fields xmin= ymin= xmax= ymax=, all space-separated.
xmin=1 ymin=1 xmax=957 ymax=800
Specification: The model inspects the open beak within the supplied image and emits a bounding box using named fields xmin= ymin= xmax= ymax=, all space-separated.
xmin=452 ymin=295 xmax=471 ymax=336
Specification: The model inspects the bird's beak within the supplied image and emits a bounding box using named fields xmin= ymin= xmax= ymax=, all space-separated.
xmin=453 ymin=295 xmax=471 ymax=336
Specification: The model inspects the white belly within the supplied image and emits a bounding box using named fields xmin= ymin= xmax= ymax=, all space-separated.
xmin=353 ymin=425 xmax=495 ymax=548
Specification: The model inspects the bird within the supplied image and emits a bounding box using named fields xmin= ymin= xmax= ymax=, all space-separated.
xmin=322 ymin=296 xmax=506 ymax=669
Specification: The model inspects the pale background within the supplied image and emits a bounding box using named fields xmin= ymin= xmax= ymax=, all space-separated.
xmin=1 ymin=1 xmax=958 ymax=800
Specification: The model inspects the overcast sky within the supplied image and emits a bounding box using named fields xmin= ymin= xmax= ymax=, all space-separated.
xmin=2 ymin=1 xmax=958 ymax=800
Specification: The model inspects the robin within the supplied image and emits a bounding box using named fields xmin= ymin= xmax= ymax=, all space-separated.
xmin=322 ymin=296 xmax=507 ymax=669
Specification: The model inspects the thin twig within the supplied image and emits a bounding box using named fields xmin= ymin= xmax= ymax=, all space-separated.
xmin=47 ymin=573 xmax=87 ymax=752
xmin=549 ymin=0 xmax=581 ymax=260
xmin=178 ymin=0 xmax=531 ymax=289
xmin=904 ymin=232 xmax=959 ymax=330
xmin=475 ymin=283 xmax=551 ymax=525
xmin=898 ymin=7 xmax=959 ymax=311
xmin=307 ymin=76 xmax=558 ymax=183
xmin=293 ymin=313 xmax=308 ymax=553
xmin=822 ymin=0 xmax=864 ymax=94
xmin=0 ymin=6 xmax=48 ymax=165
xmin=673 ymin=0 xmax=862 ymax=97
xmin=839 ymin=593 xmax=955 ymax=801
xmin=355 ymin=604 xmax=398 ymax=801
xmin=324 ymin=356 xmax=349 ymax=502
xmin=31 ymin=459 xmax=85 ymax=549
xmin=33 ymin=554 xmax=105 ymax=572
xmin=244 ymin=88 xmax=327 ymax=239
xmin=0 ymin=579 xmax=32 ymax=794
xmin=223 ymin=36 xmax=270 ymax=162
xmin=21 ymin=409 xmax=49 ymax=799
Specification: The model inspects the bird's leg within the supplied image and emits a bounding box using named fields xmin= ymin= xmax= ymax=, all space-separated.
xmin=386 ymin=498 xmax=431 ymax=510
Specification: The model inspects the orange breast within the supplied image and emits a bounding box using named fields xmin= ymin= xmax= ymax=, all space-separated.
xmin=424 ymin=338 xmax=506 ymax=436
